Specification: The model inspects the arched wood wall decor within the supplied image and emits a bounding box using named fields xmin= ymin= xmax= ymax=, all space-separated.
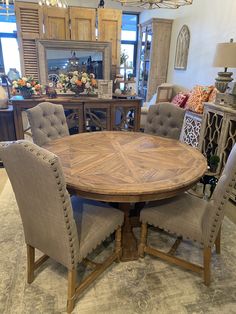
xmin=174 ymin=25 xmax=190 ymax=70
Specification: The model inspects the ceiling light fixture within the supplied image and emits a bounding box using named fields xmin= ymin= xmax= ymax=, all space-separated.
xmin=114 ymin=0 xmax=193 ymax=9
xmin=38 ymin=0 xmax=68 ymax=8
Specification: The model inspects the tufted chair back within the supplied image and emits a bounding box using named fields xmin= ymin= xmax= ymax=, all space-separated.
xmin=0 ymin=141 xmax=79 ymax=270
xmin=27 ymin=102 xmax=69 ymax=146
xmin=144 ymin=102 xmax=185 ymax=140
xmin=202 ymin=144 xmax=236 ymax=248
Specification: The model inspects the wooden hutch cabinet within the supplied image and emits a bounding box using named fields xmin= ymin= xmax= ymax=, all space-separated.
xmin=15 ymin=2 xmax=121 ymax=79
xmin=137 ymin=18 xmax=173 ymax=101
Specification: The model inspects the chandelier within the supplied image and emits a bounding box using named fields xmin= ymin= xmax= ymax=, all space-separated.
xmin=0 ymin=0 xmax=15 ymax=16
xmin=38 ymin=0 xmax=68 ymax=8
xmin=114 ymin=0 xmax=193 ymax=9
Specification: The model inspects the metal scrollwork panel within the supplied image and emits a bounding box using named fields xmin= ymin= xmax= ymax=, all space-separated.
xmin=221 ymin=118 xmax=236 ymax=168
xmin=202 ymin=111 xmax=223 ymax=156
xmin=180 ymin=114 xmax=202 ymax=148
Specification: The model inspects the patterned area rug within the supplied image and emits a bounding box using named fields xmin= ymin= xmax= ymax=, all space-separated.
xmin=1 ymin=180 xmax=236 ymax=314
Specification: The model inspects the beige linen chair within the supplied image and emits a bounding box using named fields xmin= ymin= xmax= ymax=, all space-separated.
xmin=0 ymin=141 xmax=124 ymax=313
xmin=139 ymin=144 xmax=236 ymax=285
xmin=144 ymin=102 xmax=185 ymax=140
xmin=27 ymin=102 xmax=69 ymax=146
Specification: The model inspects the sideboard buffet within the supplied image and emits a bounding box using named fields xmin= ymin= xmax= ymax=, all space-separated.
xmin=198 ymin=103 xmax=236 ymax=201
xmin=9 ymin=96 xmax=142 ymax=140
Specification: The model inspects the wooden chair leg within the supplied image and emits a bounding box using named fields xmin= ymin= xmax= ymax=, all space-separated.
xmin=27 ymin=244 xmax=35 ymax=284
xmin=203 ymin=246 xmax=211 ymax=286
xmin=139 ymin=223 xmax=148 ymax=258
xmin=215 ymin=226 xmax=221 ymax=254
xmin=115 ymin=226 xmax=122 ymax=261
xmin=67 ymin=269 xmax=77 ymax=314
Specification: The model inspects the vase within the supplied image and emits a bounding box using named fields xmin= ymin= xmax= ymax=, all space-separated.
xmin=71 ymin=85 xmax=85 ymax=96
xmin=21 ymin=88 xmax=32 ymax=99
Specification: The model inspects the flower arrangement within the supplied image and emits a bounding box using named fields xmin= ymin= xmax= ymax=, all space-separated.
xmin=57 ymin=71 xmax=97 ymax=95
xmin=12 ymin=77 xmax=41 ymax=98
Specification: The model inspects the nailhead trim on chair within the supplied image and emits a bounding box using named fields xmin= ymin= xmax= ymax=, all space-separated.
xmin=206 ymin=168 xmax=236 ymax=248
xmin=14 ymin=141 xmax=77 ymax=269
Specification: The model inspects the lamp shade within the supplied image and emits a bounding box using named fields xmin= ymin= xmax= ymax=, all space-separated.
xmin=213 ymin=43 xmax=236 ymax=68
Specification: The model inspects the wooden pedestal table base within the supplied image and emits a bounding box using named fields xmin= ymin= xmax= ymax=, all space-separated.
xmin=119 ymin=203 xmax=139 ymax=261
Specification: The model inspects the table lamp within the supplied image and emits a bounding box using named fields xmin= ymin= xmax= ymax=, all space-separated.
xmin=213 ymin=40 xmax=236 ymax=93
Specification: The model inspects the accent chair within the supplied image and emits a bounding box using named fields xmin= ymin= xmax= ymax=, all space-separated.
xmin=27 ymin=102 xmax=69 ymax=146
xmin=139 ymin=144 xmax=236 ymax=285
xmin=0 ymin=141 xmax=124 ymax=313
xmin=144 ymin=102 xmax=185 ymax=140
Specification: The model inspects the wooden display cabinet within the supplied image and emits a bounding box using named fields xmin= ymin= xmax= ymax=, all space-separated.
xmin=137 ymin=18 xmax=173 ymax=101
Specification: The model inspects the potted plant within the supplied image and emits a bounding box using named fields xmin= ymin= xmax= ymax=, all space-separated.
xmin=57 ymin=71 xmax=97 ymax=96
xmin=208 ymin=155 xmax=220 ymax=173
xmin=12 ymin=77 xmax=41 ymax=99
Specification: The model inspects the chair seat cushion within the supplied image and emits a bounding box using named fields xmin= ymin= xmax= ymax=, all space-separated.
xmin=140 ymin=193 xmax=209 ymax=243
xmin=71 ymin=196 xmax=124 ymax=261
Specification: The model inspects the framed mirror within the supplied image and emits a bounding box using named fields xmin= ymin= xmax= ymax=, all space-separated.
xmin=37 ymin=40 xmax=112 ymax=85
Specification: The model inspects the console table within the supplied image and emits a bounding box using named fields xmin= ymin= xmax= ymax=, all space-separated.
xmin=199 ymin=102 xmax=236 ymax=201
xmin=9 ymin=96 xmax=142 ymax=140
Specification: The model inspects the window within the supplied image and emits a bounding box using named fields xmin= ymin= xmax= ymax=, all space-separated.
xmin=121 ymin=13 xmax=139 ymax=76
xmin=0 ymin=9 xmax=21 ymax=77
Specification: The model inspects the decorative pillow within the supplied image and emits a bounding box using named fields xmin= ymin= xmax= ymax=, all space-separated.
xmin=171 ymin=92 xmax=189 ymax=108
xmin=186 ymin=85 xmax=214 ymax=114
xmin=208 ymin=87 xmax=218 ymax=103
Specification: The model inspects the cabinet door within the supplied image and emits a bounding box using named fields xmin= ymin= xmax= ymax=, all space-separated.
xmin=98 ymin=8 xmax=122 ymax=67
xmin=70 ymin=7 xmax=96 ymax=41
xmin=15 ymin=2 xmax=43 ymax=79
xmin=43 ymin=7 xmax=70 ymax=40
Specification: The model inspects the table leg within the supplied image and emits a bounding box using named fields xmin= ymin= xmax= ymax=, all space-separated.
xmin=119 ymin=203 xmax=139 ymax=262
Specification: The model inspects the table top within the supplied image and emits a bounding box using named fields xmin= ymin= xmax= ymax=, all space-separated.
xmin=10 ymin=95 xmax=142 ymax=104
xmin=44 ymin=131 xmax=207 ymax=203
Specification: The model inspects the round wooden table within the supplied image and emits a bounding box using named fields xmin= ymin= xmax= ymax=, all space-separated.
xmin=44 ymin=131 xmax=207 ymax=261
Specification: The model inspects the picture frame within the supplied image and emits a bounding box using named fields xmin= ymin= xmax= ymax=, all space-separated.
xmin=97 ymin=80 xmax=113 ymax=99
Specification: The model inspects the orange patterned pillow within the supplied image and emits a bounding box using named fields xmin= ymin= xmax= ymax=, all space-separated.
xmin=186 ymin=85 xmax=214 ymax=114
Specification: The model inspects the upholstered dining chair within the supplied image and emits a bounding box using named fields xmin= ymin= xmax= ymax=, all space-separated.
xmin=0 ymin=141 xmax=124 ymax=313
xmin=27 ymin=102 xmax=69 ymax=146
xmin=139 ymin=144 xmax=236 ymax=286
xmin=144 ymin=102 xmax=185 ymax=140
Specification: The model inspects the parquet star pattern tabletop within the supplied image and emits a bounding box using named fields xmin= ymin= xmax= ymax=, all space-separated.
xmin=44 ymin=131 xmax=207 ymax=202
xmin=44 ymin=131 xmax=207 ymax=261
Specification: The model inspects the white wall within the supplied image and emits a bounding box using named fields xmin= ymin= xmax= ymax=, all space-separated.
xmin=140 ymin=0 xmax=236 ymax=89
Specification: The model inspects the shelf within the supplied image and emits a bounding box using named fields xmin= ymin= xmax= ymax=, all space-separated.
xmin=117 ymin=66 xmax=134 ymax=70
xmin=115 ymin=80 xmax=136 ymax=84
xmin=113 ymin=93 xmax=137 ymax=99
